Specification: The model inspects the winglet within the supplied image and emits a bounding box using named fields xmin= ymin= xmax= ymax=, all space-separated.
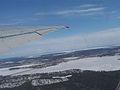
xmin=65 ymin=26 xmax=70 ymax=28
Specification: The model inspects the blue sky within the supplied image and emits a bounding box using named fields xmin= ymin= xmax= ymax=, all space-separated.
xmin=0 ymin=0 xmax=120 ymax=58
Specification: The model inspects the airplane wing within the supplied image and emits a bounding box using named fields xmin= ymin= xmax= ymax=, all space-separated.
xmin=0 ymin=25 xmax=69 ymax=53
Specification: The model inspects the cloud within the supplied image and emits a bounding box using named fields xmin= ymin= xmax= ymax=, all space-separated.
xmin=78 ymin=4 xmax=97 ymax=8
xmin=1 ymin=27 xmax=120 ymax=57
xmin=117 ymin=16 xmax=120 ymax=19
xmin=0 ymin=22 xmax=21 ymax=26
xmin=55 ymin=7 xmax=104 ymax=15
xmin=35 ymin=4 xmax=105 ymax=16
xmin=14 ymin=27 xmax=120 ymax=56
xmin=0 ymin=19 xmax=26 ymax=26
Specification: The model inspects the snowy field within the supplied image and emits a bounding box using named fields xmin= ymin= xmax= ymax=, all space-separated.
xmin=0 ymin=56 xmax=120 ymax=76
xmin=64 ymin=57 xmax=79 ymax=60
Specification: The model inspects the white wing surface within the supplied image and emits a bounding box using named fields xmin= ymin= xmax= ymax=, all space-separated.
xmin=0 ymin=25 xmax=69 ymax=53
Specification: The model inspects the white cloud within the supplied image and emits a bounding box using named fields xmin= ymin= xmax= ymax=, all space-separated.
xmin=78 ymin=4 xmax=97 ymax=8
xmin=1 ymin=27 xmax=120 ymax=57
xmin=0 ymin=22 xmax=21 ymax=26
xmin=117 ymin=16 xmax=120 ymax=19
xmin=35 ymin=4 xmax=105 ymax=16
xmin=18 ymin=27 xmax=120 ymax=55
xmin=55 ymin=7 xmax=104 ymax=15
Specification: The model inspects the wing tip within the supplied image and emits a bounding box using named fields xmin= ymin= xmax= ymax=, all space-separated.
xmin=65 ymin=26 xmax=70 ymax=28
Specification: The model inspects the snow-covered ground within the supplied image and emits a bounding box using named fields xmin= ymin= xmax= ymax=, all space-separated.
xmin=64 ymin=57 xmax=79 ymax=60
xmin=0 ymin=64 xmax=38 ymax=76
xmin=0 ymin=56 xmax=120 ymax=76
